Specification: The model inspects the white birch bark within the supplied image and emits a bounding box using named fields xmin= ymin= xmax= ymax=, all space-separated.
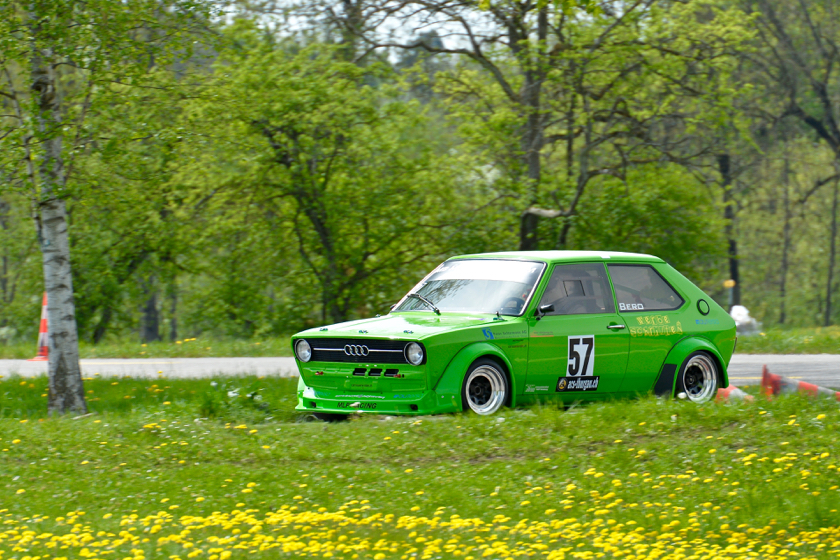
xmin=31 ymin=45 xmax=86 ymax=414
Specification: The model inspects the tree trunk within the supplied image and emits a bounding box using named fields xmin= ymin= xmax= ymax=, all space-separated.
xmin=0 ymin=198 xmax=8 ymax=310
xmin=517 ymin=7 xmax=547 ymax=251
xmin=825 ymin=175 xmax=839 ymax=326
xmin=339 ymin=0 xmax=363 ymax=62
xmin=141 ymin=283 xmax=161 ymax=342
xmin=168 ymin=284 xmax=178 ymax=342
xmin=779 ymin=156 xmax=791 ymax=325
xmin=719 ymin=153 xmax=740 ymax=308
xmin=31 ymin=45 xmax=86 ymax=415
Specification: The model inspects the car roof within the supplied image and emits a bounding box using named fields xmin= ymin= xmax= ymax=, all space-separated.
xmin=449 ymin=250 xmax=663 ymax=264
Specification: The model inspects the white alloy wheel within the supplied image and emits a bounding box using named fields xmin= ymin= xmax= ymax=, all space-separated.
xmin=462 ymin=361 xmax=508 ymax=415
xmin=680 ymin=352 xmax=719 ymax=403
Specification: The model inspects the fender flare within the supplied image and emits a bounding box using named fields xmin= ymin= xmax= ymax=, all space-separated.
xmin=433 ymin=342 xmax=518 ymax=410
xmin=653 ymin=337 xmax=729 ymax=397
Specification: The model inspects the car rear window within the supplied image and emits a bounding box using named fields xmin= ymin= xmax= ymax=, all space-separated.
xmin=608 ymin=264 xmax=684 ymax=312
xmin=538 ymin=263 xmax=615 ymax=315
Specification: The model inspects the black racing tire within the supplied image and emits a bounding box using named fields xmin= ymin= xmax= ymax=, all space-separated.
xmin=312 ymin=413 xmax=349 ymax=422
xmin=677 ymin=351 xmax=719 ymax=403
xmin=461 ymin=358 xmax=509 ymax=415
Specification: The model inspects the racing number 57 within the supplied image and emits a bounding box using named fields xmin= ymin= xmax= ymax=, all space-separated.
xmin=568 ymin=336 xmax=594 ymax=377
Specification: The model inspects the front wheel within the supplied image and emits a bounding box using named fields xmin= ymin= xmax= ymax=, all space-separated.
xmin=461 ymin=359 xmax=509 ymax=415
xmin=678 ymin=351 xmax=719 ymax=403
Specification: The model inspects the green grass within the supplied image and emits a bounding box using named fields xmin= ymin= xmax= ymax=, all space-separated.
xmin=0 ymin=336 xmax=294 ymax=359
xmin=2 ymin=377 xmax=840 ymax=559
xmin=736 ymin=326 xmax=840 ymax=354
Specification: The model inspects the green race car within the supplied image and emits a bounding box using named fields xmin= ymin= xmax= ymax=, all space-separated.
xmin=292 ymin=251 xmax=736 ymax=418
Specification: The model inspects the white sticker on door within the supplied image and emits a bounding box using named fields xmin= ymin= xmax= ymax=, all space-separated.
xmin=567 ymin=335 xmax=594 ymax=377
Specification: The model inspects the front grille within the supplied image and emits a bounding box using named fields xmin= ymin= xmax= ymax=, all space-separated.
xmin=306 ymin=338 xmax=422 ymax=364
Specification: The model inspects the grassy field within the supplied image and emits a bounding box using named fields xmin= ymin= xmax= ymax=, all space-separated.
xmin=2 ymin=375 xmax=840 ymax=559
xmin=0 ymin=336 xmax=295 ymax=360
xmin=736 ymin=327 xmax=840 ymax=354
xmin=1 ymin=326 xmax=839 ymax=360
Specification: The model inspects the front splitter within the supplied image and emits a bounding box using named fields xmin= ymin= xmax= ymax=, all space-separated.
xmin=296 ymin=386 xmax=461 ymax=415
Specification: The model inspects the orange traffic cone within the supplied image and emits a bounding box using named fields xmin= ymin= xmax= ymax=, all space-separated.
xmin=715 ymin=385 xmax=754 ymax=403
xmin=27 ymin=292 xmax=48 ymax=362
xmin=761 ymin=365 xmax=840 ymax=401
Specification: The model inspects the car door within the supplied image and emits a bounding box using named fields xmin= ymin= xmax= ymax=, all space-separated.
xmin=527 ymin=262 xmax=630 ymax=401
xmin=607 ymin=263 xmax=688 ymax=393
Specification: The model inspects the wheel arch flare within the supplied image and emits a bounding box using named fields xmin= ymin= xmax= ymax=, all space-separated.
xmin=433 ymin=342 xmax=519 ymax=410
xmin=653 ymin=337 xmax=729 ymax=397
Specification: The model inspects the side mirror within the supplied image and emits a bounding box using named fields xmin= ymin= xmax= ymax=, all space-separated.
xmin=535 ymin=303 xmax=554 ymax=320
xmin=390 ymin=303 xmax=397 ymax=311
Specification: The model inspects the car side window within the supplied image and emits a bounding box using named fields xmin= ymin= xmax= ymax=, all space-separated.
xmin=607 ymin=264 xmax=684 ymax=312
xmin=538 ymin=263 xmax=615 ymax=315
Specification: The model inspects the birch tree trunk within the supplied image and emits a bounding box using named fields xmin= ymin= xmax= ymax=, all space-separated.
xmin=31 ymin=45 xmax=86 ymax=415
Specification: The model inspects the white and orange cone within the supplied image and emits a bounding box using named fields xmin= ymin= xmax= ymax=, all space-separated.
xmin=27 ymin=292 xmax=48 ymax=362
xmin=716 ymin=385 xmax=754 ymax=403
xmin=761 ymin=365 xmax=840 ymax=401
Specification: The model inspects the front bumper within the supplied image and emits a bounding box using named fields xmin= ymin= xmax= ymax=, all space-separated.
xmin=296 ymin=382 xmax=461 ymax=415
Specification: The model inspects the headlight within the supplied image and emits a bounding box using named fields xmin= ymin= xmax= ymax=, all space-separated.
xmin=295 ymin=339 xmax=312 ymax=362
xmin=404 ymin=342 xmax=424 ymax=365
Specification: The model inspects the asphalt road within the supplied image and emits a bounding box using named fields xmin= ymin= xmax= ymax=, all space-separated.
xmin=1 ymin=353 xmax=840 ymax=389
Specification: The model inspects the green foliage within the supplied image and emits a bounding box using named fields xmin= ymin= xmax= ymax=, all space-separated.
xmin=568 ymin=165 xmax=727 ymax=281
xmin=172 ymin=29 xmax=499 ymax=325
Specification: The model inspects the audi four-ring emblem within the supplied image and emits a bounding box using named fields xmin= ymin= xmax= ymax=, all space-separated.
xmin=344 ymin=344 xmax=370 ymax=356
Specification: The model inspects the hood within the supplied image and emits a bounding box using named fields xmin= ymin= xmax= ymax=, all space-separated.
xmin=296 ymin=312 xmax=502 ymax=339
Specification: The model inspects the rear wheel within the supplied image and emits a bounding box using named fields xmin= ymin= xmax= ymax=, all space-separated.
xmin=678 ymin=351 xmax=719 ymax=403
xmin=461 ymin=359 xmax=509 ymax=415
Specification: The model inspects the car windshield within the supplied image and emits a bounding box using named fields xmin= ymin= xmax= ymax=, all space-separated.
xmin=394 ymin=259 xmax=545 ymax=316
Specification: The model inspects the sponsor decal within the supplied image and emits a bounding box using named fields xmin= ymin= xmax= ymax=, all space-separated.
xmin=636 ymin=314 xmax=670 ymax=325
xmin=493 ymin=328 xmax=528 ymax=340
xmin=525 ymin=384 xmax=550 ymax=393
xmin=629 ymin=321 xmax=683 ymax=338
xmin=482 ymin=327 xmax=529 ymax=341
xmin=393 ymin=393 xmax=424 ymax=400
xmin=619 ymin=302 xmax=644 ymax=311
xmin=338 ymin=402 xmax=377 ymax=410
xmin=336 ymin=394 xmax=386 ymax=399
xmin=556 ymin=376 xmax=600 ymax=392
xmin=567 ymin=335 xmax=594 ymax=377
xmin=695 ymin=318 xmax=720 ymax=325
xmin=530 ymin=330 xmax=553 ymax=338
xmin=509 ymin=343 xmax=527 ymax=349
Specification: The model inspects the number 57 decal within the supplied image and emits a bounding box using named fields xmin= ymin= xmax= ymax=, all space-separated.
xmin=568 ymin=336 xmax=594 ymax=377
